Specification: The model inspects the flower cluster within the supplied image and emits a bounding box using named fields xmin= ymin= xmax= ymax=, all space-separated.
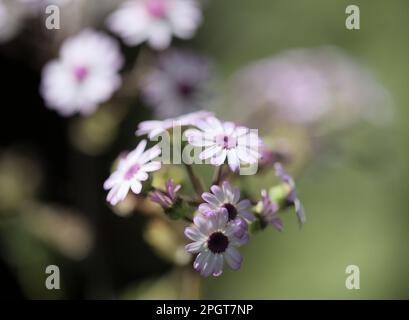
xmin=104 ymin=111 xmax=305 ymax=277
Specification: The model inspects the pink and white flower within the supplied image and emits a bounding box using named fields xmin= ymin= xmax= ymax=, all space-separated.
xmin=232 ymin=47 xmax=393 ymax=126
xmin=104 ymin=140 xmax=161 ymax=206
xmin=184 ymin=117 xmax=262 ymax=172
xmin=107 ymin=0 xmax=202 ymax=50
xmin=199 ymin=181 xmax=255 ymax=223
xmin=142 ymin=49 xmax=213 ymax=118
xmin=41 ymin=29 xmax=123 ymax=116
xmin=185 ymin=209 xmax=249 ymax=277
xmin=136 ymin=110 xmax=213 ymax=139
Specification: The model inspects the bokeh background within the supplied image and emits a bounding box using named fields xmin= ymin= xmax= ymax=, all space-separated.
xmin=1 ymin=0 xmax=408 ymax=299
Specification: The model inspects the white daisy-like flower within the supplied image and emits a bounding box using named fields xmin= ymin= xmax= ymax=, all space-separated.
xmin=136 ymin=110 xmax=213 ymax=139
xmin=0 ymin=0 xmax=25 ymax=43
xmin=185 ymin=209 xmax=249 ymax=277
xmin=184 ymin=117 xmax=262 ymax=172
xmin=106 ymin=0 xmax=202 ymax=50
xmin=40 ymin=29 xmax=124 ymax=116
xmin=142 ymin=49 xmax=213 ymax=118
xmin=104 ymin=139 xmax=161 ymax=206
xmin=199 ymin=181 xmax=255 ymax=223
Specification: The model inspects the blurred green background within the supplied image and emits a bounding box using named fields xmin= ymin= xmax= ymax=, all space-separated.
xmin=197 ymin=0 xmax=408 ymax=299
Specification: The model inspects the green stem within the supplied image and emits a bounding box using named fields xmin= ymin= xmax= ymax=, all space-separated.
xmin=212 ymin=165 xmax=224 ymax=186
xmin=184 ymin=164 xmax=204 ymax=197
xmin=183 ymin=216 xmax=194 ymax=223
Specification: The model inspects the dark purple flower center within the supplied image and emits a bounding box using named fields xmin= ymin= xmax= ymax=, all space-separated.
xmin=207 ymin=232 xmax=229 ymax=254
xmin=215 ymin=134 xmax=237 ymax=149
xmin=73 ymin=66 xmax=88 ymax=82
xmin=223 ymin=203 xmax=238 ymax=221
xmin=145 ymin=0 xmax=167 ymax=18
xmin=177 ymin=82 xmax=195 ymax=98
xmin=124 ymin=164 xmax=141 ymax=180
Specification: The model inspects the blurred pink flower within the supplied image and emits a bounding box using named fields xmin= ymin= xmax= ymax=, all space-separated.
xmin=104 ymin=140 xmax=161 ymax=206
xmin=107 ymin=0 xmax=202 ymax=50
xmin=142 ymin=49 xmax=213 ymax=118
xmin=41 ymin=29 xmax=124 ymax=116
xmin=232 ymin=47 xmax=393 ymax=126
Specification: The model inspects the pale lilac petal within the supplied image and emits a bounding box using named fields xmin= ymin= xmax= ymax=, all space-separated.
xmin=199 ymin=145 xmax=222 ymax=160
xmin=212 ymin=254 xmax=224 ymax=277
xmin=239 ymin=209 xmax=256 ymax=221
xmin=210 ymin=149 xmax=227 ymax=166
xmin=202 ymin=192 xmax=222 ymax=206
xmin=222 ymin=181 xmax=233 ymax=195
xmin=232 ymin=187 xmax=240 ymax=204
xmin=141 ymin=161 xmax=161 ymax=172
xmin=139 ymin=145 xmax=161 ymax=163
xmin=103 ymin=172 xmax=120 ymax=190
xmin=230 ymin=233 xmax=250 ymax=246
xmin=107 ymin=182 xmax=130 ymax=205
xmin=193 ymin=251 xmax=209 ymax=271
xmin=185 ymin=226 xmax=205 ymax=241
xmin=224 ymin=247 xmax=242 ymax=270
xmin=134 ymin=171 xmax=149 ymax=181
xmin=214 ymin=208 xmax=228 ymax=229
xmin=128 ymin=139 xmax=147 ymax=161
xmin=227 ymin=149 xmax=240 ymax=172
xmin=198 ymin=203 xmax=217 ymax=214
xmin=185 ymin=241 xmax=204 ymax=253
xmin=200 ymin=253 xmax=217 ymax=277
xmin=194 ymin=214 xmax=212 ymax=235
xmin=223 ymin=121 xmax=236 ymax=135
xmin=236 ymin=199 xmax=251 ymax=211
xmin=210 ymin=185 xmax=225 ymax=202
xmin=130 ymin=180 xmax=142 ymax=194
xmin=236 ymin=146 xmax=259 ymax=163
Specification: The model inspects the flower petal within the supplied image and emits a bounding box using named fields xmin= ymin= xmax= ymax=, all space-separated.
xmin=224 ymin=246 xmax=243 ymax=270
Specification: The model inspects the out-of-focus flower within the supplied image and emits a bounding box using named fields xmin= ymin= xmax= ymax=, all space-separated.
xmin=259 ymin=189 xmax=282 ymax=231
xmin=274 ymin=162 xmax=305 ymax=226
xmin=41 ymin=29 xmax=123 ymax=116
xmin=104 ymin=139 xmax=161 ymax=205
xmin=185 ymin=209 xmax=249 ymax=277
xmin=136 ymin=110 xmax=213 ymax=138
xmin=184 ymin=117 xmax=261 ymax=172
xmin=0 ymin=152 xmax=42 ymax=212
xmin=142 ymin=49 xmax=213 ymax=118
xmin=231 ymin=47 xmax=393 ymax=127
xmin=22 ymin=203 xmax=94 ymax=260
xmin=150 ymin=179 xmax=181 ymax=209
xmin=144 ymin=218 xmax=191 ymax=266
xmin=107 ymin=0 xmax=202 ymax=50
xmin=199 ymin=181 xmax=255 ymax=223
xmin=0 ymin=0 xmax=25 ymax=43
